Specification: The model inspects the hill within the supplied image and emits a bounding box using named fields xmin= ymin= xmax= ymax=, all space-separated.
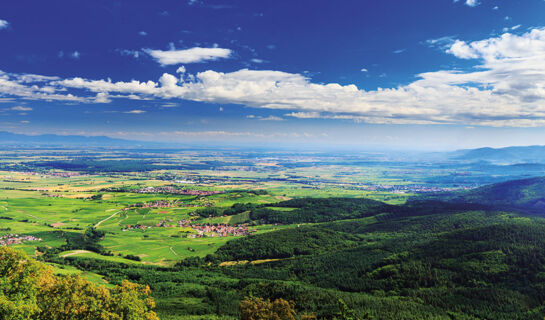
xmin=0 ymin=131 xmax=154 ymax=147
xmin=452 ymin=145 xmax=545 ymax=163
xmin=419 ymin=176 xmax=545 ymax=214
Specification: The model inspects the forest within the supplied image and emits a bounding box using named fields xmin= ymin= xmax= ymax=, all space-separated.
xmin=23 ymin=190 xmax=545 ymax=319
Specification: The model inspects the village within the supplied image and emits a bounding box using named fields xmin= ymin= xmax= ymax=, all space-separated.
xmin=135 ymin=186 xmax=221 ymax=196
xmin=122 ymin=199 xmax=210 ymax=211
xmin=122 ymin=219 xmax=254 ymax=238
xmin=0 ymin=234 xmax=42 ymax=247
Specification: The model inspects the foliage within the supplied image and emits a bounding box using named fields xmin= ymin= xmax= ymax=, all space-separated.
xmin=418 ymin=176 xmax=545 ymax=214
xmin=250 ymin=198 xmax=395 ymax=224
xmin=0 ymin=247 xmax=158 ymax=320
xmin=239 ymin=297 xmax=296 ymax=320
xmin=209 ymin=227 xmax=357 ymax=262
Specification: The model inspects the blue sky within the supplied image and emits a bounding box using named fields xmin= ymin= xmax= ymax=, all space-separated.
xmin=1 ymin=0 xmax=545 ymax=150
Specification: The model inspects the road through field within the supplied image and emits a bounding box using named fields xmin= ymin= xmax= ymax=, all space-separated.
xmin=94 ymin=210 xmax=122 ymax=228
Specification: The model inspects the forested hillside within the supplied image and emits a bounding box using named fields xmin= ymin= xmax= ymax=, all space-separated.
xmin=32 ymin=195 xmax=545 ymax=319
xmin=420 ymin=176 xmax=545 ymax=214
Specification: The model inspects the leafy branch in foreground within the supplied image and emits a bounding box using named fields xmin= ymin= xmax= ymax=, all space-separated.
xmin=0 ymin=246 xmax=158 ymax=320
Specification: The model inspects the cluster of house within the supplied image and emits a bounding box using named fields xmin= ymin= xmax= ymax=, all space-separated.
xmin=135 ymin=186 xmax=221 ymax=196
xmin=122 ymin=200 xmax=182 ymax=210
xmin=122 ymin=219 xmax=256 ymax=238
xmin=43 ymin=193 xmax=63 ymax=198
xmin=122 ymin=224 xmax=151 ymax=231
xmin=48 ymin=171 xmax=82 ymax=178
xmin=122 ymin=200 xmax=212 ymax=211
xmin=360 ymin=184 xmax=474 ymax=193
xmin=0 ymin=234 xmax=42 ymax=246
xmin=188 ymin=223 xmax=254 ymax=238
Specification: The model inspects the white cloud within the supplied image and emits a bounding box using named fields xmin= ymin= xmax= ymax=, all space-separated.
xmin=71 ymin=51 xmax=80 ymax=59
xmin=465 ymin=0 xmax=480 ymax=7
xmin=0 ymin=19 xmax=9 ymax=30
xmin=426 ymin=36 xmax=456 ymax=49
xmin=176 ymin=66 xmax=186 ymax=74
xmin=94 ymin=92 xmax=111 ymax=103
xmin=6 ymin=28 xmax=545 ymax=127
xmin=258 ymin=115 xmax=284 ymax=121
xmin=11 ymin=106 xmax=32 ymax=111
xmin=285 ymin=112 xmax=321 ymax=119
xmin=0 ymin=70 xmax=86 ymax=102
xmin=144 ymin=47 xmax=232 ymax=65
xmin=446 ymin=40 xmax=479 ymax=59
xmin=54 ymin=28 xmax=545 ymax=127
xmin=360 ymin=68 xmax=368 ymax=72
xmin=117 ymin=49 xmax=140 ymax=58
xmin=124 ymin=109 xmax=146 ymax=114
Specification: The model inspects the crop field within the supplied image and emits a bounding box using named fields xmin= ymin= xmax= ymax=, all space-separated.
xmin=0 ymin=147 xmax=512 ymax=268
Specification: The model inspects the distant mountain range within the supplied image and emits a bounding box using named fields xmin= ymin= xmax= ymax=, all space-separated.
xmin=450 ymin=146 xmax=545 ymax=163
xmin=0 ymin=131 xmax=152 ymax=147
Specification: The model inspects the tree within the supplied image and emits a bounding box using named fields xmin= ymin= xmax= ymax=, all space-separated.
xmin=0 ymin=247 xmax=158 ymax=320
xmin=0 ymin=246 xmax=54 ymax=320
xmin=333 ymin=299 xmax=371 ymax=320
xmin=239 ymin=297 xmax=296 ymax=320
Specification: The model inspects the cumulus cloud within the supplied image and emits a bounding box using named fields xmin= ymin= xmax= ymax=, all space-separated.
xmin=446 ymin=40 xmax=479 ymax=59
xmin=0 ymin=19 xmax=9 ymax=30
xmin=54 ymin=28 xmax=545 ymax=127
xmin=5 ymin=28 xmax=545 ymax=127
xmin=94 ymin=92 xmax=111 ymax=103
xmin=465 ymin=0 xmax=480 ymax=7
xmin=0 ymin=70 xmax=86 ymax=102
xmin=144 ymin=47 xmax=232 ymax=65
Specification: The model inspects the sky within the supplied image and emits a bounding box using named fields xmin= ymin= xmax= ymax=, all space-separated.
xmin=1 ymin=0 xmax=545 ymax=150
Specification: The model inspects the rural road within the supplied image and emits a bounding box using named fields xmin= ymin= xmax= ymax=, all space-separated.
xmin=61 ymin=250 xmax=90 ymax=258
xmin=94 ymin=210 xmax=122 ymax=228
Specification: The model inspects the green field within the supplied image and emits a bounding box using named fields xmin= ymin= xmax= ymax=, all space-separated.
xmin=4 ymin=147 xmax=543 ymax=319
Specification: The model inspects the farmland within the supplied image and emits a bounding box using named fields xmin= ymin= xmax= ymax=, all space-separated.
xmin=4 ymin=147 xmax=545 ymax=319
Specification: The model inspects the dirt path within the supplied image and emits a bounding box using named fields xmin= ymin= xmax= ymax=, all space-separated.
xmin=94 ymin=210 xmax=121 ymax=228
xmin=61 ymin=250 xmax=90 ymax=258
xmin=169 ymin=247 xmax=179 ymax=256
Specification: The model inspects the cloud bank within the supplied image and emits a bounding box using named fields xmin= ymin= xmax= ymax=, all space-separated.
xmin=3 ymin=28 xmax=545 ymax=127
